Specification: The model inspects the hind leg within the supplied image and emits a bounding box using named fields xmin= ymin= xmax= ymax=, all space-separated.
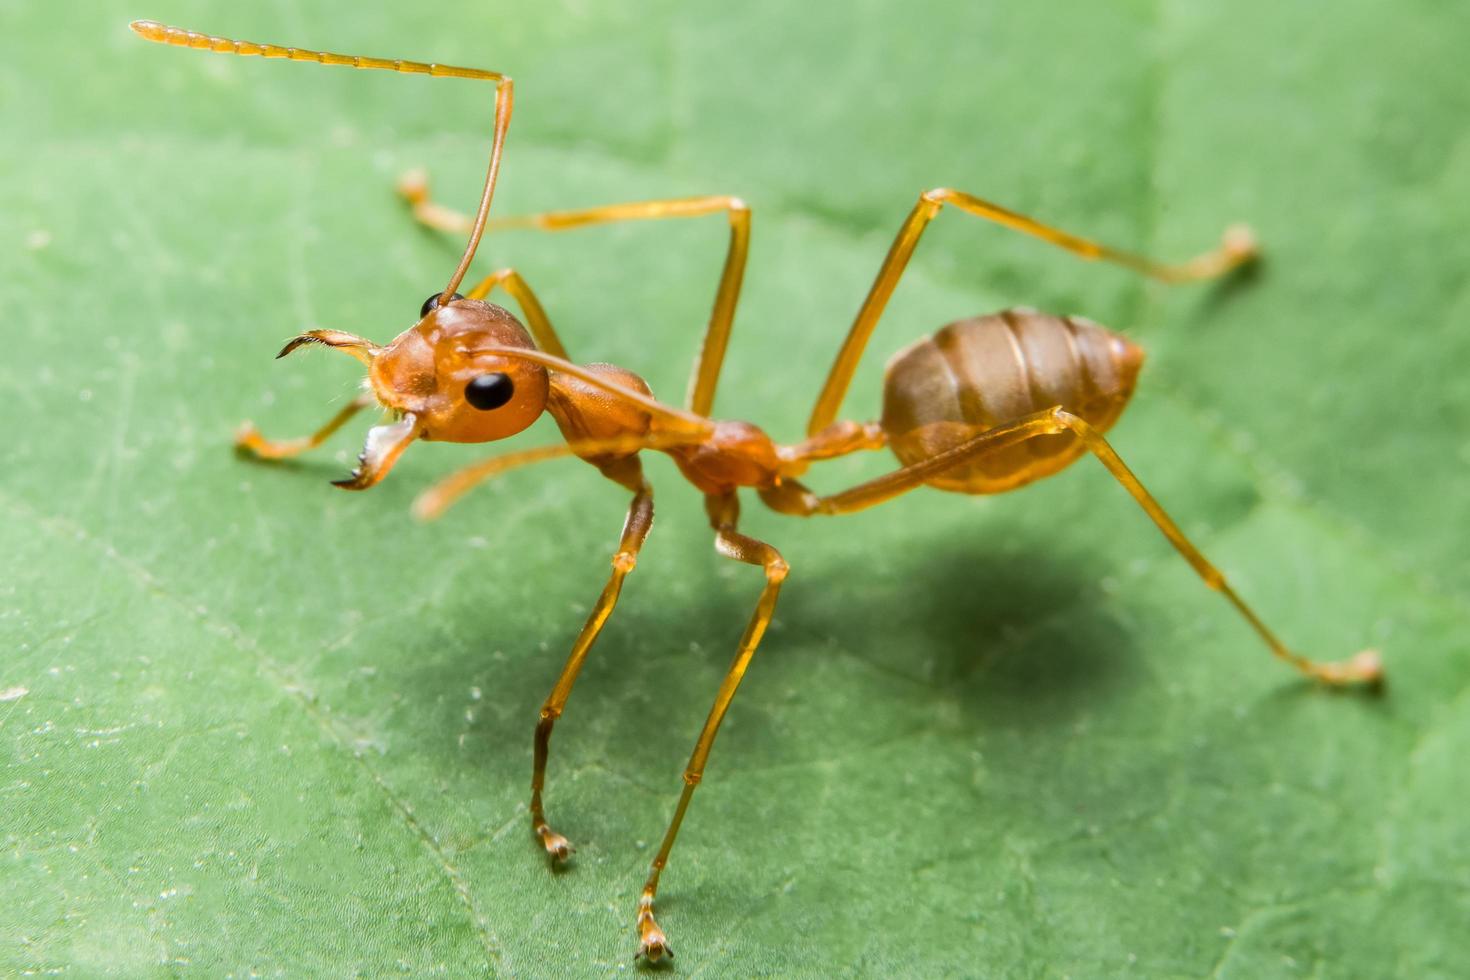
xmin=807 ymin=188 xmax=1257 ymax=435
xmin=776 ymin=407 xmax=1380 ymax=687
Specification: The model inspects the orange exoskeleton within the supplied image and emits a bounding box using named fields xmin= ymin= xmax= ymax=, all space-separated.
xmin=133 ymin=19 xmax=1383 ymax=964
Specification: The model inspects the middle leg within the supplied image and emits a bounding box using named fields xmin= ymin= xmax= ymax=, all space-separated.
xmin=635 ymin=492 xmax=789 ymax=962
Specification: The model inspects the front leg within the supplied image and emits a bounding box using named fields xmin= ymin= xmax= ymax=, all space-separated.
xmin=397 ymin=172 xmax=751 ymax=417
xmin=636 ymin=492 xmax=789 ymax=962
xmin=236 ymin=392 xmax=375 ymax=460
xmin=530 ymin=461 xmax=654 ymax=860
xmin=235 ymin=330 xmax=384 ymax=460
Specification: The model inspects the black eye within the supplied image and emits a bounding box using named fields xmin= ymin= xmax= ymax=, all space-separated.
xmin=465 ymin=373 xmax=515 ymax=410
xmin=420 ymin=292 xmax=465 ymax=318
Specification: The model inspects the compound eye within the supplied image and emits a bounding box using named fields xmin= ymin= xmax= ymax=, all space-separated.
xmin=465 ymin=372 xmax=515 ymax=411
xmin=420 ymin=291 xmax=466 ymax=318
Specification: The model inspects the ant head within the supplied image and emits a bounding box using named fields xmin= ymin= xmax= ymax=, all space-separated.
xmin=370 ymin=295 xmax=550 ymax=443
xmin=275 ymin=295 xmax=549 ymax=489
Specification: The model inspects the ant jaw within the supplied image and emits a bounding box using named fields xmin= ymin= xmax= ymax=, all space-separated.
xmin=332 ymin=414 xmax=422 ymax=490
xmin=277 ymin=329 xmax=383 ymax=366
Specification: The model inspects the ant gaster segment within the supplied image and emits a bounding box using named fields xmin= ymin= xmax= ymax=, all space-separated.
xmin=133 ymin=20 xmax=1385 ymax=963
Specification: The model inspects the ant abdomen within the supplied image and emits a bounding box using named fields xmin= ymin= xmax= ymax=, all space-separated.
xmin=881 ymin=309 xmax=1144 ymax=494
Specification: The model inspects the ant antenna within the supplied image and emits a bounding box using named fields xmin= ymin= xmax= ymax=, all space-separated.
xmin=129 ymin=20 xmax=512 ymax=302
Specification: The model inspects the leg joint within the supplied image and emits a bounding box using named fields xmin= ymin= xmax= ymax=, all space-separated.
xmin=1049 ymin=405 xmax=1082 ymax=431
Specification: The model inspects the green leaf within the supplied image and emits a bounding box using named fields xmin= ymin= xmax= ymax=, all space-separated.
xmin=6 ymin=1 xmax=1468 ymax=975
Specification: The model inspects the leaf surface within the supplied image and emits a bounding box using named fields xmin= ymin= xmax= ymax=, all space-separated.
xmin=4 ymin=1 xmax=1467 ymax=976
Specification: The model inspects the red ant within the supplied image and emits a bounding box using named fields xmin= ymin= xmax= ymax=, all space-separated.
xmin=132 ymin=20 xmax=1383 ymax=962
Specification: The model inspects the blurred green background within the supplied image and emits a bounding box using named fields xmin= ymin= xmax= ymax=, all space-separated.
xmin=4 ymin=0 xmax=1468 ymax=975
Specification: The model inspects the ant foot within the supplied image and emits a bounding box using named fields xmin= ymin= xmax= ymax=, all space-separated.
xmin=396 ymin=167 xmax=472 ymax=233
xmin=396 ymin=167 xmax=429 ymax=204
xmin=635 ymin=895 xmax=673 ymax=963
xmin=1313 ymin=649 xmax=1384 ymax=688
xmin=234 ymin=423 xmax=302 ymax=460
xmin=1222 ymin=223 xmax=1259 ymax=265
xmin=536 ymin=824 xmax=574 ymax=863
xmin=636 ymin=924 xmax=673 ymax=964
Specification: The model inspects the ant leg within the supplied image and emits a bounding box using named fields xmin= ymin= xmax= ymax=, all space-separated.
xmin=236 ymin=393 xmax=375 ymax=460
xmin=776 ymin=419 xmax=888 ymax=468
xmin=635 ymin=492 xmax=788 ymax=962
xmin=414 ymin=444 xmax=582 ymax=520
xmin=397 ymin=168 xmax=477 ymax=234
xmin=396 ymin=180 xmax=751 ymax=416
xmin=462 ymin=267 xmax=568 ymax=359
xmin=793 ymin=409 xmax=1381 ymax=687
xmin=532 ymin=459 xmax=654 ymax=861
xmin=414 ymin=432 xmax=712 ymax=521
xmin=807 ymin=188 xmax=1259 ymax=434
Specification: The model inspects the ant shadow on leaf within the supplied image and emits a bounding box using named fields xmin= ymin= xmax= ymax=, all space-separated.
xmin=394 ymin=519 xmax=1142 ymax=787
xmin=780 ymin=534 xmax=1139 ymax=718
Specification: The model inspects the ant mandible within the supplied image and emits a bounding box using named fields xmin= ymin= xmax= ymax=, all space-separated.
xmin=132 ymin=20 xmax=1384 ymax=963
